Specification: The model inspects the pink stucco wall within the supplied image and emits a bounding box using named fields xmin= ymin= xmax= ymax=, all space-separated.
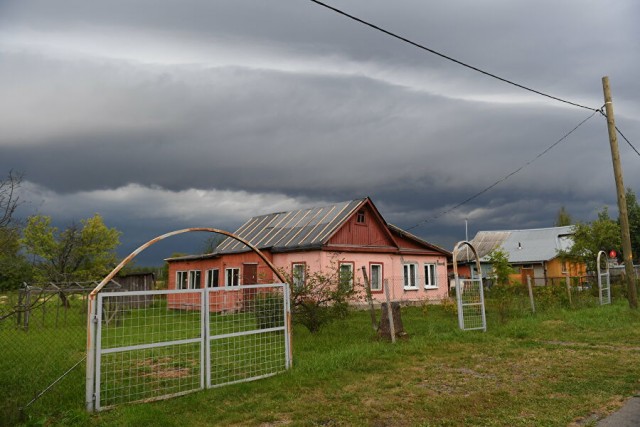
xmin=274 ymin=250 xmax=449 ymax=303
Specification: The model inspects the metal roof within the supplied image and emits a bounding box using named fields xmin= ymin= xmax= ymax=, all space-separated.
xmin=456 ymin=226 xmax=575 ymax=263
xmin=215 ymin=199 xmax=366 ymax=254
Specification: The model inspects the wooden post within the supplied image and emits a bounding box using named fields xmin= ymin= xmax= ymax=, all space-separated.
xmin=361 ymin=266 xmax=377 ymax=331
xmin=602 ymin=76 xmax=638 ymax=309
xmin=527 ymin=276 xmax=536 ymax=313
xmin=383 ymin=279 xmax=396 ymax=343
xmin=565 ymin=273 xmax=572 ymax=307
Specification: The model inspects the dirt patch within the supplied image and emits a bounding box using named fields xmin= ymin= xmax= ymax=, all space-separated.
xmin=137 ymin=357 xmax=194 ymax=379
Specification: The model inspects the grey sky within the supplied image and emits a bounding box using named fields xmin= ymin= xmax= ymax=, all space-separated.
xmin=1 ymin=0 xmax=638 ymax=263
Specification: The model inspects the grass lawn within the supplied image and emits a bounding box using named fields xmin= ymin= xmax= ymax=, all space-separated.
xmin=6 ymin=296 xmax=640 ymax=426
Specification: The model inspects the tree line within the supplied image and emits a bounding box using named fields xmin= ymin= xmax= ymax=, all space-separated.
xmin=555 ymin=188 xmax=640 ymax=271
xmin=0 ymin=172 xmax=121 ymax=290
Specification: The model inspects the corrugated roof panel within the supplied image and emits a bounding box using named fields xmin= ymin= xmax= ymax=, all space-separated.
xmin=215 ymin=198 xmax=368 ymax=254
xmin=282 ymin=207 xmax=326 ymax=247
xmin=458 ymin=226 xmax=575 ymax=263
xmin=315 ymin=199 xmax=363 ymax=243
xmin=270 ymin=209 xmax=314 ymax=247
xmin=296 ymin=205 xmax=338 ymax=246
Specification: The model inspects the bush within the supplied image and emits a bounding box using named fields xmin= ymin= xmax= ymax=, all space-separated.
xmin=282 ymin=263 xmax=362 ymax=334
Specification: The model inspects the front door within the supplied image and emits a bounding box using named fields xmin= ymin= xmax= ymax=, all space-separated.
xmin=242 ymin=263 xmax=258 ymax=310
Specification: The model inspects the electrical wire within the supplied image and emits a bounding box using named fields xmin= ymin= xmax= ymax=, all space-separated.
xmin=403 ymin=107 xmax=602 ymax=231
xmin=616 ymin=126 xmax=640 ymax=158
xmin=308 ymin=0 xmax=599 ymax=112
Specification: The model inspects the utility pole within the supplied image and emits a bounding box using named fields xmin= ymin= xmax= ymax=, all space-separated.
xmin=602 ymin=76 xmax=637 ymax=309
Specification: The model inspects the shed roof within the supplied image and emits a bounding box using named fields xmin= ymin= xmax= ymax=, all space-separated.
xmin=456 ymin=226 xmax=575 ymax=263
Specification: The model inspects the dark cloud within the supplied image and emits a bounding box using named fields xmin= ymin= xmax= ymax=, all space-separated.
xmin=1 ymin=1 xmax=639 ymax=264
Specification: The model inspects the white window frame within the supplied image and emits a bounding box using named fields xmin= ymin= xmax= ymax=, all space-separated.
xmin=225 ymin=267 xmax=240 ymax=287
xmin=424 ymin=263 xmax=438 ymax=289
xmin=176 ymin=271 xmax=188 ymax=290
xmin=339 ymin=262 xmax=354 ymax=289
xmin=206 ymin=268 xmax=219 ymax=288
xmin=370 ymin=263 xmax=382 ymax=291
xmin=188 ymin=270 xmax=201 ymax=289
xmin=403 ymin=263 xmax=418 ymax=290
xmin=292 ymin=263 xmax=306 ymax=289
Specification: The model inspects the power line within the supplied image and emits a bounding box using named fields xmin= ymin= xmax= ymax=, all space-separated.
xmin=616 ymin=126 xmax=640 ymax=158
xmin=308 ymin=0 xmax=599 ymax=112
xmin=404 ymin=107 xmax=601 ymax=231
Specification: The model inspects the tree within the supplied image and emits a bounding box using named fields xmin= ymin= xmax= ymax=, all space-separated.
xmin=554 ymin=206 xmax=573 ymax=227
xmin=487 ymin=247 xmax=515 ymax=286
xmin=625 ymin=188 xmax=640 ymax=261
xmin=200 ymin=235 xmax=225 ymax=254
xmin=0 ymin=171 xmax=31 ymax=289
xmin=0 ymin=227 xmax=33 ymax=290
xmin=0 ymin=170 xmax=22 ymax=230
xmin=558 ymin=207 xmax=621 ymax=271
xmin=22 ymin=213 xmax=121 ymax=283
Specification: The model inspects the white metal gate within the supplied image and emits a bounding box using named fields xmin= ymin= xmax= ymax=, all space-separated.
xmin=87 ymin=284 xmax=290 ymax=411
xmin=453 ymin=241 xmax=487 ymax=332
xmin=597 ymin=251 xmax=611 ymax=305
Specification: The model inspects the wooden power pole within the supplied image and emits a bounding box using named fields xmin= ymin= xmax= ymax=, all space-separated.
xmin=602 ymin=76 xmax=638 ymax=309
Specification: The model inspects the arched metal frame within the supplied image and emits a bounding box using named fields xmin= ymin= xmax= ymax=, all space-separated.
xmin=597 ymin=250 xmax=611 ymax=305
xmin=86 ymin=227 xmax=290 ymax=411
xmin=452 ymin=241 xmax=487 ymax=332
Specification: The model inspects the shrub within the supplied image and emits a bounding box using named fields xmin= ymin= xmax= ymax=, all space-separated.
xmin=281 ymin=263 xmax=362 ymax=333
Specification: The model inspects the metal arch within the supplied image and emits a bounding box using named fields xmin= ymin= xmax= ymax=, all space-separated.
xmin=86 ymin=227 xmax=289 ymax=412
xmin=89 ymin=227 xmax=286 ymax=298
xmin=597 ymin=250 xmax=611 ymax=305
xmin=453 ymin=240 xmax=483 ymax=280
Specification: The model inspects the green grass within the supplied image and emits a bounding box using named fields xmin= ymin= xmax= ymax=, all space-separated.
xmin=4 ymin=296 xmax=640 ymax=426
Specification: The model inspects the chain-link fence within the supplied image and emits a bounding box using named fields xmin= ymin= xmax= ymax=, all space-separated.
xmin=0 ymin=275 xmax=155 ymax=425
xmin=0 ymin=286 xmax=87 ymax=425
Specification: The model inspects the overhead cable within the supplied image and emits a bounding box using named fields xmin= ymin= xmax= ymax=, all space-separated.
xmin=616 ymin=126 xmax=640 ymax=158
xmin=404 ymin=108 xmax=601 ymax=231
xmin=308 ymin=0 xmax=599 ymax=112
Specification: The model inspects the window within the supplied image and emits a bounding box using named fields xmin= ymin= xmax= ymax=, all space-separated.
xmin=188 ymin=270 xmax=201 ymax=289
xmin=356 ymin=210 xmax=366 ymax=224
xmin=225 ymin=267 xmax=240 ymax=287
xmin=206 ymin=269 xmax=219 ymax=288
xmin=403 ymin=263 xmax=418 ymax=289
xmin=292 ymin=263 xmax=306 ymax=289
xmin=339 ymin=262 xmax=354 ymax=289
xmin=424 ymin=264 xmax=437 ymax=289
xmin=176 ymin=271 xmax=188 ymax=290
xmin=370 ymin=263 xmax=382 ymax=291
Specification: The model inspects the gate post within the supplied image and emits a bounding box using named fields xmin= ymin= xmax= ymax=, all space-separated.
xmin=85 ymin=296 xmax=97 ymax=412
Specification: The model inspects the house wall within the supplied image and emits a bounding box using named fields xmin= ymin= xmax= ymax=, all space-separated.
xmin=167 ymin=251 xmax=275 ymax=311
xmin=275 ymin=250 xmax=448 ymax=303
xmin=167 ymin=247 xmax=450 ymax=311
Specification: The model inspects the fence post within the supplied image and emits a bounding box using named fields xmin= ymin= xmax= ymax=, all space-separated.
xmin=565 ymin=273 xmax=573 ymax=307
xmin=527 ymin=276 xmax=536 ymax=313
xmin=361 ymin=266 xmax=377 ymax=331
xmin=85 ymin=296 xmax=97 ymax=412
xmin=383 ymin=279 xmax=396 ymax=343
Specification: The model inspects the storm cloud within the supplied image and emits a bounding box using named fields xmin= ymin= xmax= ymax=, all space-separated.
xmin=1 ymin=0 xmax=638 ymax=263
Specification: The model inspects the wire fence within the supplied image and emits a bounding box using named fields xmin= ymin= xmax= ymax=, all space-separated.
xmin=474 ymin=273 xmax=638 ymax=324
xmin=0 ymin=287 xmax=87 ymax=425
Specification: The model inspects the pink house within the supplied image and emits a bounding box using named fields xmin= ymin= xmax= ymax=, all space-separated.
xmin=166 ymin=198 xmax=451 ymax=307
